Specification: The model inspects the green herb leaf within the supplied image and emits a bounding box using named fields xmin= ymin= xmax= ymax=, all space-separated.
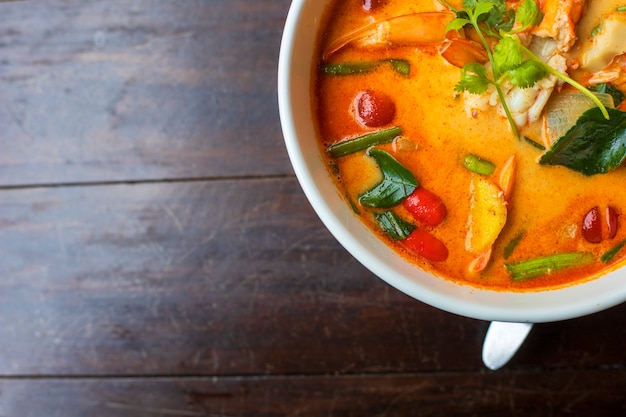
xmin=503 ymin=230 xmax=525 ymax=259
xmin=507 ymin=60 xmax=547 ymax=88
xmin=492 ymin=35 xmax=524 ymax=76
xmin=477 ymin=0 xmax=503 ymax=27
xmin=375 ymin=211 xmax=416 ymax=240
xmin=359 ymin=149 xmax=418 ymax=208
xmin=515 ymin=0 xmax=543 ymax=30
xmin=601 ymin=239 xmax=626 ymax=263
xmin=524 ymin=136 xmax=546 ymax=150
xmin=506 ymin=252 xmax=594 ymax=281
xmin=472 ymin=0 xmax=498 ymax=19
xmin=447 ymin=17 xmax=472 ymax=32
xmin=455 ymin=62 xmax=491 ymax=95
xmin=328 ymin=126 xmax=402 ymax=158
xmin=591 ymin=21 xmax=603 ymax=36
xmin=540 ymin=107 xmax=626 ymax=176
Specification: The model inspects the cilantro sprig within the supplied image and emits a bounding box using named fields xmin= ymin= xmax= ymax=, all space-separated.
xmin=440 ymin=0 xmax=610 ymax=140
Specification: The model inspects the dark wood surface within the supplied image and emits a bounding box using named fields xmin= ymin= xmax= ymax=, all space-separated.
xmin=0 ymin=1 xmax=624 ymax=416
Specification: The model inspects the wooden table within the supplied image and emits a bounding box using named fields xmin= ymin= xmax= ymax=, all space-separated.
xmin=1 ymin=1 xmax=624 ymax=415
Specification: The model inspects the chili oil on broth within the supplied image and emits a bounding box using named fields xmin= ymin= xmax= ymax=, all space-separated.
xmin=314 ymin=0 xmax=626 ymax=291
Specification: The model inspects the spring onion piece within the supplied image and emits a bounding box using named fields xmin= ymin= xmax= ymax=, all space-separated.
xmin=322 ymin=59 xmax=410 ymax=77
xmin=328 ymin=126 xmax=402 ymax=158
xmin=463 ymin=154 xmax=496 ymax=175
xmin=389 ymin=59 xmax=410 ymax=76
xmin=601 ymin=239 xmax=626 ymax=264
xmin=524 ymin=136 xmax=545 ymax=151
xmin=503 ymin=230 xmax=525 ymax=260
xmin=506 ymin=252 xmax=594 ymax=281
xmin=375 ymin=211 xmax=415 ymax=240
xmin=322 ymin=61 xmax=381 ymax=75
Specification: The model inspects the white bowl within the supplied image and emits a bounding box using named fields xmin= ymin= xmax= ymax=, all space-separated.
xmin=277 ymin=0 xmax=626 ymax=323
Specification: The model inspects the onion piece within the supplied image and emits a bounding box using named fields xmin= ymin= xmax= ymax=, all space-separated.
xmin=542 ymin=91 xmax=614 ymax=146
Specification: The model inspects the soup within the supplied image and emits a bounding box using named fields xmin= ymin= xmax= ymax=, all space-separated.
xmin=313 ymin=0 xmax=626 ymax=291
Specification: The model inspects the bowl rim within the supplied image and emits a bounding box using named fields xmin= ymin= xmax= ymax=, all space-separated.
xmin=277 ymin=0 xmax=626 ymax=323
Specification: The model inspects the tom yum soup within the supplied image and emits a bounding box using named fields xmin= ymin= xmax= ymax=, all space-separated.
xmin=314 ymin=0 xmax=626 ymax=291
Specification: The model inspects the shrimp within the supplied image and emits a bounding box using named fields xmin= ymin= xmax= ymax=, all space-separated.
xmin=323 ymin=10 xmax=489 ymax=66
xmin=462 ymin=43 xmax=566 ymax=128
xmin=589 ymin=54 xmax=626 ymax=109
xmin=531 ymin=0 xmax=586 ymax=52
xmin=323 ymin=11 xmax=455 ymax=61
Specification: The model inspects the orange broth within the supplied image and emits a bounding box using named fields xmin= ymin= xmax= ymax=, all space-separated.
xmin=313 ymin=0 xmax=626 ymax=291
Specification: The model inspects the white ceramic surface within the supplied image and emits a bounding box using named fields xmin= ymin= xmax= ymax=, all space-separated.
xmin=277 ymin=0 xmax=626 ymax=323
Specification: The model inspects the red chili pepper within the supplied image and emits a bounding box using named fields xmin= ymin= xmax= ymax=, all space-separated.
xmin=582 ymin=207 xmax=602 ymax=243
xmin=404 ymin=229 xmax=449 ymax=262
xmin=403 ymin=187 xmax=447 ymax=227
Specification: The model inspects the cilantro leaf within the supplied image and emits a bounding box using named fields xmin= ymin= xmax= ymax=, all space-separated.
xmin=446 ymin=17 xmax=471 ymax=32
xmin=492 ymin=35 xmax=524 ymax=76
xmin=483 ymin=0 xmax=507 ymax=28
xmin=473 ymin=0 xmax=498 ymax=20
xmin=515 ymin=0 xmax=543 ymax=30
xmin=455 ymin=62 xmax=491 ymax=95
xmin=540 ymin=107 xmax=626 ymax=176
xmin=507 ymin=60 xmax=546 ymax=88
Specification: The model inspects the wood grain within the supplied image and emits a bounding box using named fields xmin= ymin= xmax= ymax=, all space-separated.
xmin=1 ymin=371 xmax=625 ymax=417
xmin=0 ymin=0 xmax=291 ymax=187
xmin=1 ymin=178 xmax=625 ymax=377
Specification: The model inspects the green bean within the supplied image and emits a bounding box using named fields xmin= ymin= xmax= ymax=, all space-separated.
xmin=328 ymin=126 xmax=402 ymax=158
